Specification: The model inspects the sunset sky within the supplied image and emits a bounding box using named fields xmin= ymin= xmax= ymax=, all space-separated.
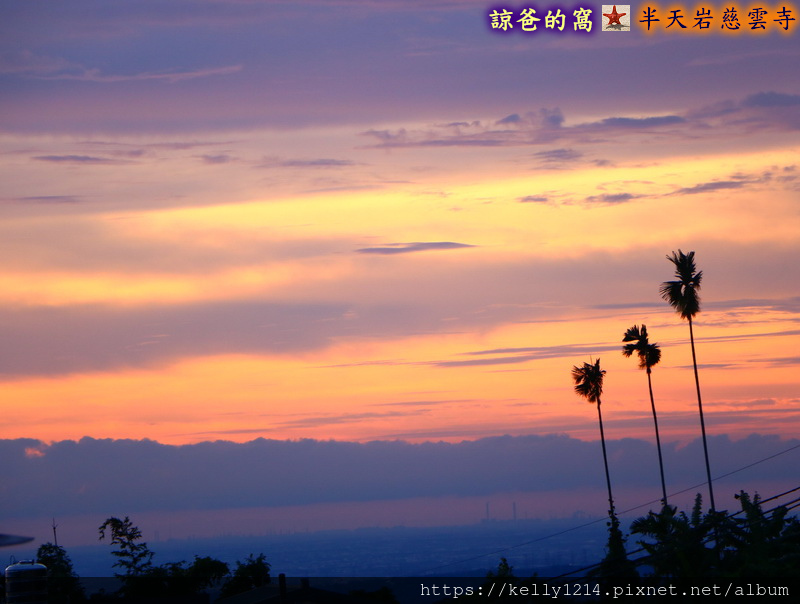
xmin=2 ymin=1 xmax=800 ymax=542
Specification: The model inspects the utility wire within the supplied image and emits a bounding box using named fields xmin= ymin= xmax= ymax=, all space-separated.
xmin=552 ymin=489 xmax=800 ymax=579
xmin=419 ymin=440 xmax=800 ymax=575
xmin=758 ymin=484 xmax=800 ymax=505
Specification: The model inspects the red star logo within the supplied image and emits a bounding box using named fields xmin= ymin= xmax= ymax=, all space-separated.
xmin=603 ymin=5 xmax=627 ymax=26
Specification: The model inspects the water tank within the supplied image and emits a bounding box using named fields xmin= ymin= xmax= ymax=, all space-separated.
xmin=4 ymin=560 xmax=47 ymax=604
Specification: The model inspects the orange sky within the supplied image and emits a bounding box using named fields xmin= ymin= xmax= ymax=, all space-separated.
xmin=2 ymin=137 xmax=798 ymax=446
xmin=2 ymin=2 xmax=799 ymax=450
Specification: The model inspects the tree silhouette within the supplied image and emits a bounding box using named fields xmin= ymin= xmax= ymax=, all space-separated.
xmin=218 ymin=553 xmax=271 ymax=599
xmin=622 ymin=324 xmax=668 ymax=506
xmin=571 ymin=358 xmax=616 ymax=519
xmin=98 ymin=516 xmax=154 ymax=579
xmin=723 ymin=491 xmax=800 ymax=576
xmin=630 ymin=490 xmax=800 ymax=577
xmin=36 ymin=542 xmax=86 ymax=603
xmin=660 ymin=249 xmax=715 ymax=512
xmin=630 ymin=494 xmax=714 ymax=577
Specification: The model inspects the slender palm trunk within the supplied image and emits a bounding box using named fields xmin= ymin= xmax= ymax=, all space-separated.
xmin=647 ymin=368 xmax=668 ymax=507
xmin=689 ymin=316 xmax=715 ymax=512
xmin=596 ymin=398 xmax=616 ymax=519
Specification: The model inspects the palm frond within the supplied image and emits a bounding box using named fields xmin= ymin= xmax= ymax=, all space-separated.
xmin=659 ymin=280 xmax=684 ymax=306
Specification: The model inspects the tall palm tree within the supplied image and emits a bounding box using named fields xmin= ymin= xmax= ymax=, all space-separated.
xmin=622 ymin=324 xmax=668 ymax=507
xmin=660 ymin=250 xmax=715 ymax=512
xmin=572 ymin=358 xmax=616 ymax=519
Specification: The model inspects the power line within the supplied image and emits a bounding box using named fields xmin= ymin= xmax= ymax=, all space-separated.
xmin=553 ymin=488 xmax=800 ymax=579
xmin=419 ymin=440 xmax=800 ymax=575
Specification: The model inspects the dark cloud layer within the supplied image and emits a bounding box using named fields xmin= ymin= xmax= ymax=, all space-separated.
xmin=3 ymin=433 xmax=795 ymax=518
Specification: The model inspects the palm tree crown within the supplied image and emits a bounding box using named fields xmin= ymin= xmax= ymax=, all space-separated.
xmin=660 ymin=250 xmax=702 ymax=319
xmin=572 ymin=358 xmax=605 ymax=404
xmin=622 ymin=325 xmax=662 ymax=373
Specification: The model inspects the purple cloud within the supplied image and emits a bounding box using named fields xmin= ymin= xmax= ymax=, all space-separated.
xmin=32 ymin=155 xmax=122 ymax=164
xmin=198 ymin=154 xmax=235 ymax=164
xmin=584 ymin=193 xmax=640 ymax=205
xmin=355 ymin=242 xmax=475 ymax=255
xmin=670 ymin=181 xmax=745 ymax=196
xmin=277 ymin=158 xmax=356 ymax=168
xmin=34 ymin=65 xmax=243 ymax=84
xmin=13 ymin=195 xmax=82 ymax=204
xmin=533 ymin=148 xmax=582 ymax=163
xmin=742 ymin=92 xmax=800 ymax=108
xmin=597 ymin=115 xmax=686 ymax=128
xmin=2 ymin=433 xmax=795 ymax=517
xmin=496 ymin=113 xmax=522 ymax=125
